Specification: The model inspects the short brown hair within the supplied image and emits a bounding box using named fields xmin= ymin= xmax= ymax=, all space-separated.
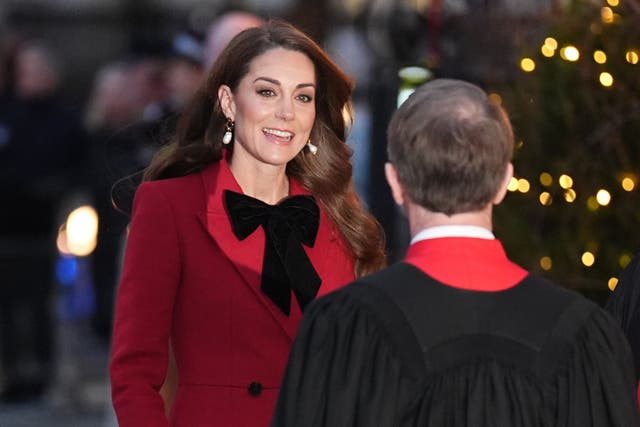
xmin=387 ymin=79 xmax=514 ymax=215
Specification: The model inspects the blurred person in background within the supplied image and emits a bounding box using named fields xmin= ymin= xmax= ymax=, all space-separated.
xmin=166 ymin=29 xmax=205 ymax=116
xmin=109 ymin=21 xmax=385 ymax=426
xmin=203 ymin=10 xmax=265 ymax=70
xmin=86 ymin=28 xmax=206 ymax=343
xmin=84 ymin=62 xmax=141 ymax=342
xmin=0 ymin=39 xmax=87 ymax=403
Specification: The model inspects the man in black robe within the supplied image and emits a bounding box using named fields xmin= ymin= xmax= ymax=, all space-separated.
xmin=272 ymin=79 xmax=640 ymax=426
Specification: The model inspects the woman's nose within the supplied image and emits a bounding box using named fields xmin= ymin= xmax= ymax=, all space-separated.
xmin=275 ymin=98 xmax=294 ymax=120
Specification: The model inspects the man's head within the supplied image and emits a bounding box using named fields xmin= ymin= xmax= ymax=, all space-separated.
xmin=386 ymin=79 xmax=514 ymax=216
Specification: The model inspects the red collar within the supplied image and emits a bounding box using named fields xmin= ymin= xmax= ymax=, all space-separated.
xmin=404 ymin=237 xmax=528 ymax=291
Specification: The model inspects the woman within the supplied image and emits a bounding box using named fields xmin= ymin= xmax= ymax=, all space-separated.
xmin=109 ymin=20 xmax=386 ymax=427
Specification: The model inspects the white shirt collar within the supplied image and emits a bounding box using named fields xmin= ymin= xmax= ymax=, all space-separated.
xmin=410 ymin=225 xmax=495 ymax=245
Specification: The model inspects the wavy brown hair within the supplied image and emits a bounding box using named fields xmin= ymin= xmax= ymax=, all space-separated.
xmin=143 ymin=20 xmax=385 ymax=277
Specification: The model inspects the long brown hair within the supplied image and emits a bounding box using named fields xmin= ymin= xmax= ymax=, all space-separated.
xmin=144 ymin=20 xmax=385 ymax=277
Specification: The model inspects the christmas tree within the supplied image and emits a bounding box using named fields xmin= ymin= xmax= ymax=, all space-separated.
xmin=496 ymin=0 xmax=640 ymax=303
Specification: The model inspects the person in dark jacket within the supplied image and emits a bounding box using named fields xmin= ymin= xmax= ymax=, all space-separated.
xmin=0 ymin=40 xmax=87 ymax=402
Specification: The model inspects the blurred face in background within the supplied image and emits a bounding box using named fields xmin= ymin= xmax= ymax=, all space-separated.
xmin=166 ymin=59 xmax=203 ymax=108
xmin=15 ymin=45 xmax=59 ymax=100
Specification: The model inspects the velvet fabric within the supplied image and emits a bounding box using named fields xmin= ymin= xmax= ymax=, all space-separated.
xmin=224 ymin=190 xmax=321 ymax=315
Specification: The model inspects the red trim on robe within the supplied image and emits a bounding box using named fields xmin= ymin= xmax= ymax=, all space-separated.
xmin=404 ymin=237 xmax=528 ymax=292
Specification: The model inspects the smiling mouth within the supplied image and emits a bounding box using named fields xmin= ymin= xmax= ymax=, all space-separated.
xmin=263 ymin=128 xmax=294 ymax=142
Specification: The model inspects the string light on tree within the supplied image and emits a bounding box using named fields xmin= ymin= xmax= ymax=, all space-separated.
xmin=539 ymin=172 xmax=553 ymax=186
xmin=558 ymin=174 xmax=574 ymax=189
xmin=540 ymin=256 xmax=552 ymax=270
xmin=560 ymin=45 xmax=580 ymax=61
xmin=621 ymin=176 xmax=636 ymax=191
xmin=593 ymin=50 xmax=607 ymax=64
xmin=582 ymin=251 xmax=596 ymax=267
xmin=507 ymin=177 xmax=519 ymax=192
xmin=608 ymin=277 xmax=619 ymax=291
xmin=517 ymin=178 xmax=531 ymax=193
xmin=596 ymin=189 xmax=611 ymax=205
xmin=601 ymin=7 xmax=614 ymax=23
xmin=619 ymin=253 xmax=632 ymax=268
xmin=625 ymin=50 xmax=639 ymax=64
xmin=520 ymin=58 xmax=535 ymax=72
xmin=564 ymin=188 xmax=577 ymax=203
xmin=599 ymin=72 xmax=614 ymax=87
xmin=539 ymin=192 xmax=553 ymax=206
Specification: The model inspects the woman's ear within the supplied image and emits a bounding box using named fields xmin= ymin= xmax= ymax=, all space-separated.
xmin=218 ymin=84 xmax=235 ymax=120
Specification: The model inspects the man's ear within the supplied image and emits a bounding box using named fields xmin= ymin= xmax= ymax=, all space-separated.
xmin=385 ymin=162 xmax=405 ymax=206
xmin=493 ymin=162 xmax=513 ymax=205
xmin=217 ymin=84 xmax=235 ymax=120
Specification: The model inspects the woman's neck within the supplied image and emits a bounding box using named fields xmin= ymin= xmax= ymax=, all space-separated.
xmin=228 ymin=157 xmax=290 ymax=205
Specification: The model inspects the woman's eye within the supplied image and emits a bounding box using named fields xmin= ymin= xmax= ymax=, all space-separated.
xmin=297 ymin=94 xmax=313 ymax=103
xmin=257 ymin=89 xmax=276 ymax=97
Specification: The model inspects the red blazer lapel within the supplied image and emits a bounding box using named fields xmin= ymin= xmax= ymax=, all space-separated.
xmin=197 ymin=159 xmax=318 ymax=340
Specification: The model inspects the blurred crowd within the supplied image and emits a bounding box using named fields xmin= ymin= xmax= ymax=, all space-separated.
xmin=0 ymin=10 xmax=274 ymax=406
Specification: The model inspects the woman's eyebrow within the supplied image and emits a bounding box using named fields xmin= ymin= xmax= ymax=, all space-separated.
xmin=253 ymin=76 xmax=316 ymax=89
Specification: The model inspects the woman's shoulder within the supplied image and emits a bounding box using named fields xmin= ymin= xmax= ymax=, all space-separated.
xmin=135 ymin=166 xmax=212 ymax=210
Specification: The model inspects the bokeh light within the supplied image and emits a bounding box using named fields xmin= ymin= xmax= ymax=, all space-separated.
xmin=582 ymin=251 xmax=595 ymax=267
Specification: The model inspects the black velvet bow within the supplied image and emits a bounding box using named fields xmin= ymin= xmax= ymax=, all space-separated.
xmin=224 ymin=189 xmax=322 ymax=315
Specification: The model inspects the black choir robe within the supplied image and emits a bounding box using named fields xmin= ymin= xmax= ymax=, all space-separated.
xmin=272 ymin=237 xmax=640 ymax=426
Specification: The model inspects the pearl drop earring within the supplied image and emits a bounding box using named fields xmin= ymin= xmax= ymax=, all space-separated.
xmin=222 ymin=118 xmax=234 ymax=145
xmin=307 ymin=139 xmax=318 ymax=155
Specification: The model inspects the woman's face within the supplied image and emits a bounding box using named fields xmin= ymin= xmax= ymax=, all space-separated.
xmin=219 ymin=47 xmax=317 ymax=170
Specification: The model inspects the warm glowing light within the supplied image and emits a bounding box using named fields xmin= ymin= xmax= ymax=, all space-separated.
xmin=626 ymin=50 xmax=639 ymax=64
xmin=593 ymin=50 xmax=607 ymax=64
xmin=619 ymin=253 xmax=632 ymax=268
xmin=539 ymin=192 xmax=553 ymax=206
xmin=599 ymin=72 xmax=614 ymax=87
xmin=540 ymin=256 xmax=552 ymax=271
xmin=560 ymin=46 xmax=580 ymax=61
xmin=596 ymin=189 xmax=611 ymax=205
xmin=601 ymin=7 xmax=614 ymax=23
xmin=541 ymin=45 xmax=555 ymax=57
xmin=564 ymin=188 xmax=577 ymax=203
xmin=606 ymin=0 xmax=619 ymax=6
xmin=539 ymin=172 xmax=553 ymax=187
xmin=587 ymin=196 xmax=599 ymax=211
xmin=544 ymin=37 xmax=558 ymax=50
xmin=488 ymin=93 xmax=502 ymax=105
xmin=518 ymin=178 xmax=531 ymax=193
xmin=56 ymin=224 xmax=71 ymax=255
xmin=520 ymin=58 xmax=535 ymax=72
xmin=582 ymin=251 xmax=595 ymax=267
xmin=622 ymin=177 xmax=636 ymax=191
xmin=558 ymin=174 xmax=573 ymax=189
xmin=608 ymin=277 xmax=619 ymax=291
xmin=65 ymin=205 xmax=99 ymax=257
xmin=507 ymin=177 xmax=519 ymax=192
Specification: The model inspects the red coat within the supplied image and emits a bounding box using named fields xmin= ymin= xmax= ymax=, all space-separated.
xmin=110 ymin=159 xmax=355 ymax=427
